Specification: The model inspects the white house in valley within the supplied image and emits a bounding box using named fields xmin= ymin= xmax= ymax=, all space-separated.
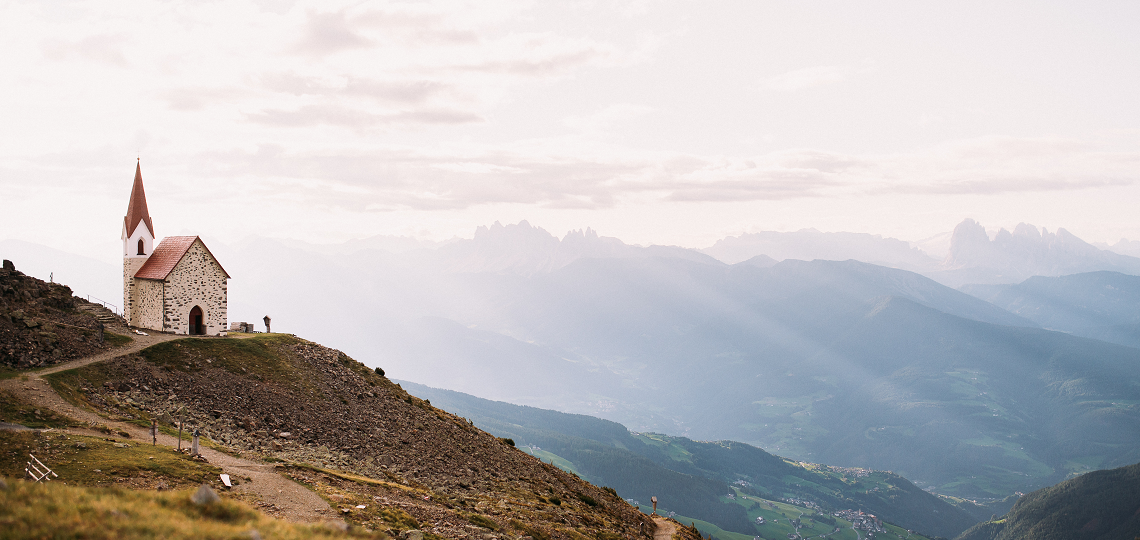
xmin=122 ymin=162 xmax=230 ymax=335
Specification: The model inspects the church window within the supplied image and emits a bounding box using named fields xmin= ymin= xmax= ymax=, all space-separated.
xmin=138 ymin=239 xmax=145 ymax=255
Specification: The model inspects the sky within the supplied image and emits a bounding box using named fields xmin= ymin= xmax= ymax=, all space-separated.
xmin=3 ymin=0 xmax=1140 ymax=264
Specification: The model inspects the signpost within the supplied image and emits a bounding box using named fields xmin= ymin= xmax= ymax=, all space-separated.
xmin=176 ymin=407 xmax=185 ymax=451
xmin=651 ymin=496 xmax=658 ymax=515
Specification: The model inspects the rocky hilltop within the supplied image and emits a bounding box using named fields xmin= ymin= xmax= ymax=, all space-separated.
xmin=1 ymin=259 xmax=122 ymax=369
xmin=47 ymin=333 xmax=676 ymax=540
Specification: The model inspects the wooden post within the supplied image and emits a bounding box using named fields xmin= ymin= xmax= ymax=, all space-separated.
xmin=192 ymin=428 xmax=200 ymax=456
xmin=151 ymin=419 xmax=157 ymax=445
xmin=651 ymin=496 xmax=658 ymax=515
xmin=25 ymin=454 xmax=58 ymax=483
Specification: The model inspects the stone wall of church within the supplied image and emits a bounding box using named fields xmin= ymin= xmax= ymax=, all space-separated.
xmin=123 ymin=257 xmax=148 ymax=325
xmin=161 ymin=240 xmax=228 ymax=336
xmin=133 ymin=278 xmax=164 ymax=332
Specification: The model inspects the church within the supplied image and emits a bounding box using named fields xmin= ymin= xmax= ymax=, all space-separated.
xmin=122 ymin=162 xmax=230 ymax=336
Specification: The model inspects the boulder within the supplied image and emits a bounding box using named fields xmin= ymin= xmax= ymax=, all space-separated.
xmin=191 ymin=484 xmax=220 ymax=505
xmin=403 ymin=530 xmax=424 ymax=540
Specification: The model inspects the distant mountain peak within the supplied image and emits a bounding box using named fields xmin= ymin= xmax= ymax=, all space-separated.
xmin=942 ymin=218 xmax=1140 ymax=281
xmin=702 ymin=229 xmax=937 ymax=270
xmin=562 ymin=227 xmax=601 ymax=242
xmin=443 ymin=221 xmax=714 ymax=276
xmin=473 ymin=220 xmax=556 ymax=243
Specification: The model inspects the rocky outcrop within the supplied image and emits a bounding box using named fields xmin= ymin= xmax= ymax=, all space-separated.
xmin=1 ymin=261 xmax=114 ymax=369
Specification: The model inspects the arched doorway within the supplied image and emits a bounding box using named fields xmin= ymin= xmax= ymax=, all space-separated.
xmin=189 ymin=306 xmax=205 ymax=335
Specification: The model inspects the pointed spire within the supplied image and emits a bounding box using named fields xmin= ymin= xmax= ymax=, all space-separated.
xmin=124 ymin=161 xmax=154 ymax=238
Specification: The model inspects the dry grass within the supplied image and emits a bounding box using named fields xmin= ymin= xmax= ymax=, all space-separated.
xmin=0 ymin=431 xmax=221 ymax=490
xmin=0 ymin=389 xmax=80 ymax=429
xmin=0 ymin=476 xmax=377 ymax=539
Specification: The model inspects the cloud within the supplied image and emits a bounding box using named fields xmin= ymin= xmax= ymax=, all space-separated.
xmin=870 ymin=136 xmax=1140 ymax=195
xmin=764 ymin=65 xmax=849 ymax=92
xmin=41 ymin=34 xmax=129 ymax=66
xmin=292 ymin=11 xmax=372 ymax=56
xmin=190 ymin=144 xmax=847 ymax=212
xmin=351 ymin=9 xmax=479 ymax=45
xmin=563 ymin=104 xmax=654 ymax=135
xmin=245 ymin=104 xmax=483 ymax=128
xmin=453 ymin=47 xmax=609 ymax=75
xmin=896 ymin=175 xmax=1136 ymax=196
xmin=192 ymin=133 xmax=1140 ymax=212
xmin=431 ymin=162 xmax=525 ymax=174
xmin=259 ymin=72 xmax=452 ymax=104
xmin=159 ymin=87 xmax=250 ymax=111
xmin=763 ymin=60 xmax=875 ymax=92
xmin=443 ymin=32 xmax=616 ymax=76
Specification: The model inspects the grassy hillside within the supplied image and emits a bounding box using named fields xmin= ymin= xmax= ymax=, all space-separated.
xmin=0 ymin=430 xmax=222 ymax=491
xmin=0 ymin=477 xmax=359 ymax=540
xmin=400 ymin=380 xmax=982 ymax=539
xmin=40 ymin=334 xmax=656 ymax=540
xmin=955 ymin=461 xmax=1140 ymax=540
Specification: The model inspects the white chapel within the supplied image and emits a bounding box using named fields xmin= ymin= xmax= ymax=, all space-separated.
xmin=122 ymin=162 xmax=230 ymax=336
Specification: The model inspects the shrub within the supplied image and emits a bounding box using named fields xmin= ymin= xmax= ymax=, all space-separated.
xmin=467 ymin=514 xmax=498 ymax=530
xmin=575 ymin=492 xmax=598 ymax=507
xmin=374 ymin=367 xmax=385 ymax=377
xmin=500 ymin=437 xmax=515 ymax=447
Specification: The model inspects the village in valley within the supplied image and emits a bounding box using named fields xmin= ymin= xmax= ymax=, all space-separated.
xmin=628 ymin=482 xmax=922 ymax=540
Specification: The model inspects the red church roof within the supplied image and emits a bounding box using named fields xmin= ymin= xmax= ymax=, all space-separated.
xmin=134 ymin=236 xmax=231 ymax=280
xmin=124 ymin=162 xmax=155 ymax=238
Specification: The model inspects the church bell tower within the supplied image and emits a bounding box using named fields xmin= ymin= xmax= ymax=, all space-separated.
xmin=122 ymin=161 xmax=154 ymax=324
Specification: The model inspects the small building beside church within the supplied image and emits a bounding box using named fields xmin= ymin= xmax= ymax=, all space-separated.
xmin=122 ymin=162 xmax=229 ymax=335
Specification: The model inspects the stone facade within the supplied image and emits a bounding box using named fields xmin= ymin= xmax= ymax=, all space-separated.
xmin=157 ymin=240 xmax=228 ymax=335
xmin=133 ymin=278 xmax=164 ymax=331
xmin=123 ymin=256 xmax=149 ymax=323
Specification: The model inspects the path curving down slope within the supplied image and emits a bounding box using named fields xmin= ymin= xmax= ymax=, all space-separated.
xmin=653 ymin=516 xmax=676 ymax=540
xmin=0 ymin=332 xmax=337 ymax=524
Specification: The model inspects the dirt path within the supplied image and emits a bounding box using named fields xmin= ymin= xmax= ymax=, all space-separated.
xmin=0 ymin=331 xmax=338 ymax=524
xmin=653 ymin=516 xmax=676 ymax=540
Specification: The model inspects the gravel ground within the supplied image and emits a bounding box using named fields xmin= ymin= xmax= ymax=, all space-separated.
xmin=652 ymin=516 xmax=675 ymax=540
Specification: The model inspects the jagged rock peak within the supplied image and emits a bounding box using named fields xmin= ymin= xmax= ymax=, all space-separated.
xmin=944 ymin=218 xmax=1140 ymax=279
xmin=473 ymin=220 xmax=556 ymax=242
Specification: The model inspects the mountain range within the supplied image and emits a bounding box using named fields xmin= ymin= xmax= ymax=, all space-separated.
xmin=962 ymin=271 xmax=1140 ymax=349
xmin=5 ymin=218 xmax=1140 ymax=504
